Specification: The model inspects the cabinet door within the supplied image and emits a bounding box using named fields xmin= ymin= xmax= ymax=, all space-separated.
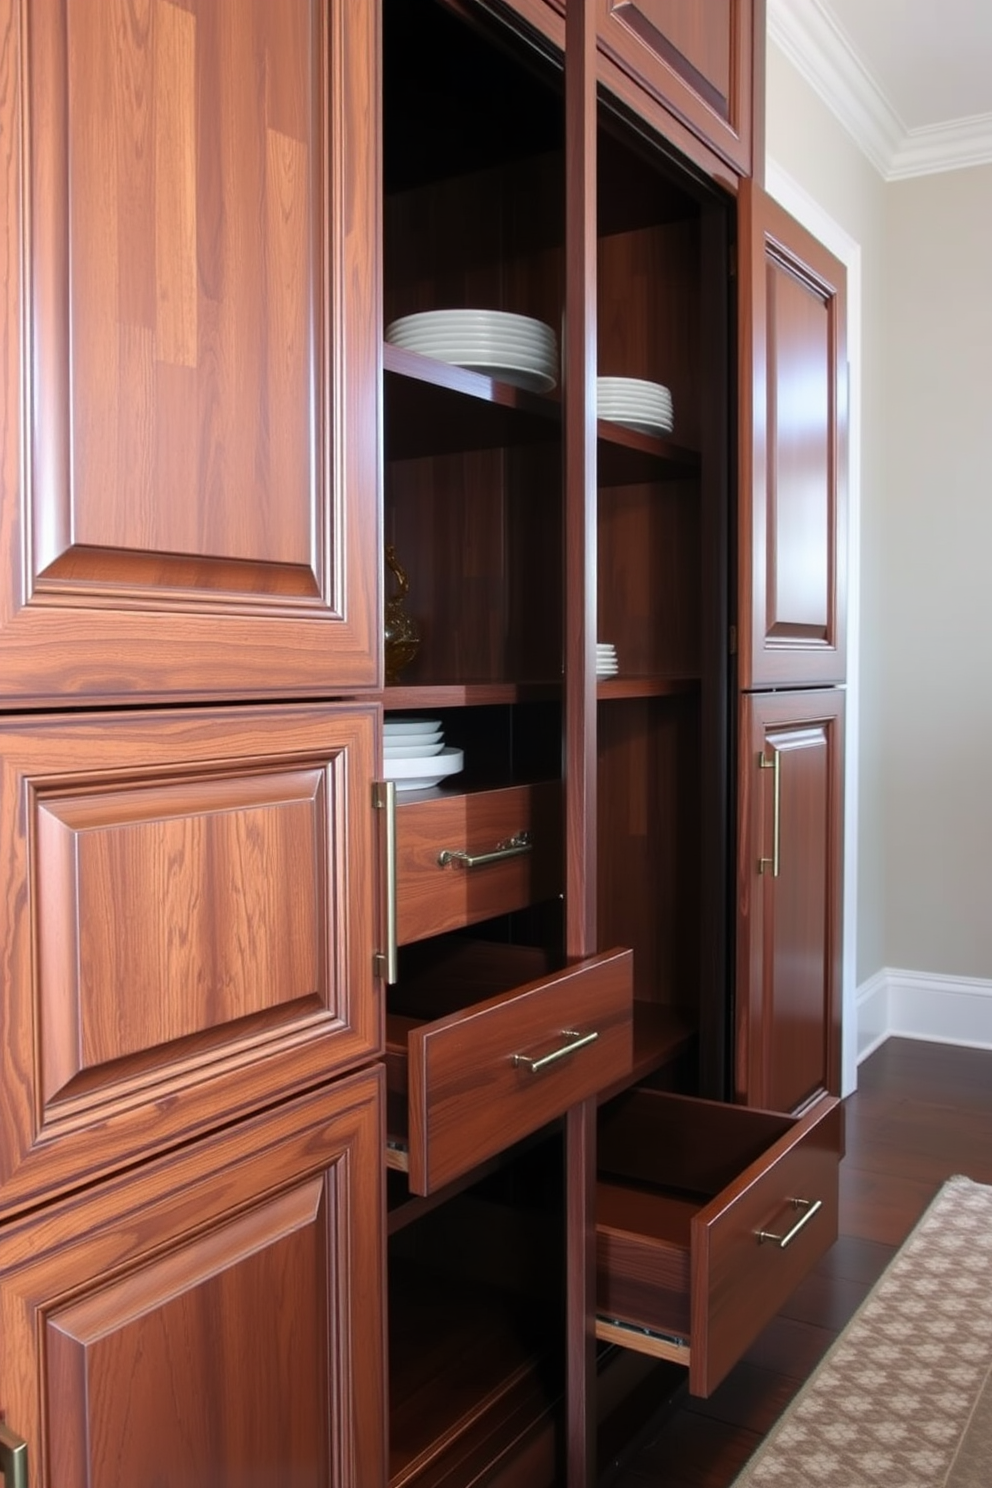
xmin=0 ymin=703 xmax=379 ymax=1218
xmin=595 ymin=0 xmax=758 ymax=174
xmin=0 ymin=1068 xmax=386 ymax=1488
xmin=739 ymin=184 xmax=848 ymax=689
xmin=736 ymin=690 xmax=844 ymax=1112
xmin=0 ymin=0 xmax=378 ymax=704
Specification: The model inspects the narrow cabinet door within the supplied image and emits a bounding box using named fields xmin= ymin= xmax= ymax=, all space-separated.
xmin=0 ymin=0 xmax=379 ymax=703
xmin=595 ymin=0 xmax=757 ymax=174
xmin=736 ymin=690 xmax=844 ymax=1112
xmin=0 ymin=703 xmax=380 ymax=1219
xmin=0 ymin=1069 xmax=387 ymax=1488
xmin=739 ymin=183 xmax=848 ymax=689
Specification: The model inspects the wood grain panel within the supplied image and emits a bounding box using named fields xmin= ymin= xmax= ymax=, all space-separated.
xmin=0 ymin=0 xmax=379 ymax=699
xmin=0 ymin=703 xmax=379 ymax=1218
xmin=36 ymin=770 xmax=325 ymax=1099
xmin=596 ymin=0 xmax=755 ymax=174
xmin=0 ymin=1067 xmax=386 ymax=1488
xmin=739 ymin=183 xmax=847 ymax=688
xmin=395 ymin=783 xmax=563 ymax=944
xmin=736 ymin=690 xmax=845 ymax=1112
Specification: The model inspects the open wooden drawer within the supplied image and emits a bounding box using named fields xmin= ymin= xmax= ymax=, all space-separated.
xmin=596 ymin=1088 xmax=843 ymax=1396
xmin=386 ymin=940 xmax=633 ymax=1195
xmin=395 ymin=781 xmax=562 ymax=945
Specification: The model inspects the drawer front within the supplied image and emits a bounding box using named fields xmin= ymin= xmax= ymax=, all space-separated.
xmin=408 ymin=948 xmax=633 ymax=1194
xmin=692 ymin=1096 xmax=842 ymax=1396
xmin=395 ymin=783 xmax=562 ymax=945
xmin=596 ymin=1092 xmax=842 ymax=1396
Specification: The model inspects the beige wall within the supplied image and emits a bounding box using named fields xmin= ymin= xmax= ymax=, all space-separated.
xmin=766 ymin=43 xmax=992 ymax=989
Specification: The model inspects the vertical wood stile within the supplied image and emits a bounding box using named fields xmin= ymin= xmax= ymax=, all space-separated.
xmin=564 ymin=1 xmax=598 ymax=1483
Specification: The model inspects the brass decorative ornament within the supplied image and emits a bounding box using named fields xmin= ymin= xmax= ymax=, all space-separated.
xmin=383 ymin=543 xmax=420 ymax=683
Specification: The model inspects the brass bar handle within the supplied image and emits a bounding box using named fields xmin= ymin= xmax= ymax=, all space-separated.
xmin=0 ymin=1424 xmax=28 ymax=1488
xmin=438 ymin=831 xmax=531 ymax=870
xmin=758 ymin=748 xmax=781 ymax=877
xmin=512 ymin=1028 xmax=598 ymax=1073
xmin=758 ymin=1196 xmax=822 ymax=1249
xmin=372 ymin=780 xmax=398 ymax=985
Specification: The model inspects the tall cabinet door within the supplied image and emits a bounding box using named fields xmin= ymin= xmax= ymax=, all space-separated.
xmin=738 ymin=182 xmax=847 ymax=690
xmin=0 ymin=0 xmax=379 ymax=704
xmin=0 ymin=1069 xmax=386 ymax=1488
xmin=736 ymin=689 xmax=844 ymax=1112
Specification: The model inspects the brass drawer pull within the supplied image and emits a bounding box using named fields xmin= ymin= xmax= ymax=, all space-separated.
xmin=512 ymin=1028 xmax=598 ymax=1073
xmin=758 ymin=748 xmax=781 ymax=877
xmin=758 ymin=1196 xmax=822 ymax=1248
xmin=0 ymin=1423 xmax=28 ymax=1488
xmin=438 ymin=830 xmax=532 ymax=870
xmin=372 ymin=780 xmax=398 ymax=985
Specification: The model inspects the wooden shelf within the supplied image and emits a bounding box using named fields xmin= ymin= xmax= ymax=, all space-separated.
xmin=597 ymin=1002 xmax=696 ymax=1107
xmin=384 ymin=343 xmax=562 ymax=461
xmin=596 ymin=675 xmax=699 ymax=701
xmin=379 ymin=682 xmax=561 ymax=709
xmin=597 ymin=420 xmax=701 ymax=486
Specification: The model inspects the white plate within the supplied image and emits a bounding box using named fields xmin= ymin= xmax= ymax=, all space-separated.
xmin=384 ymin=739 xmax=445 ymax=758
xmin=384 ymin=718 xmax=443 ymax=735
xmin=386 ymin=311 xmax=558 ymax=391
xmin=385 ymin=746 xmax=464 ymax=792
xmin=598 ymin=376 xmax=673 ymax=400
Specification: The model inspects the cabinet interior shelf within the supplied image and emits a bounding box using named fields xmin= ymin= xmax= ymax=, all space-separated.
xmin=384 ymin=343 xmax=702 ymax=483
xmin=378 ymin=678 xmax=698 ymax=710
xmin=596 ymin=676 xmax=699 ymax=701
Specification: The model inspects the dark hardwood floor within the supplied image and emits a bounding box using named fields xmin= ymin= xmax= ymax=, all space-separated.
xmin=601 ymin=1037 xmax=992 ymax=1486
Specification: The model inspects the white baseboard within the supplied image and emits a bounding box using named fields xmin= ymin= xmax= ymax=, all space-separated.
xmin=857 ymin=968 xmax=992 ymax=1064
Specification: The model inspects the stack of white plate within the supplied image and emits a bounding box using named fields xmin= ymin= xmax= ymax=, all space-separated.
xmin=384 ymin=717 xmax=464 ymax=792
xmin=596 ymin=643 xmax=618 ymax=678
xmin=597 ymin=376 xmax=674 ymax=437
xmin=385 ymin=310 xmax=558 ymax=392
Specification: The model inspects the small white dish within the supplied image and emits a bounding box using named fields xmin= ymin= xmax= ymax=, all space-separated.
xmin=384 ymin=746 xmax=464 ymax=791
xmin=384 ymin=739 xmax=445 ymax=758
xmin=384 ymin=718 xmax=443 ymax=735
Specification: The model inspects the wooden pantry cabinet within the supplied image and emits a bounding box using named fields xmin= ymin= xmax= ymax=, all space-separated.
xmin=0 ymin=0 xmax=847 ymax=1486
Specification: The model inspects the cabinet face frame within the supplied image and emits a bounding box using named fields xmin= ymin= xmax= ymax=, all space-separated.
xmin=735 ymin=689 xmax=845 ymax=1111
xmin=739 ymin=181 xmax=849 ymax=689
xmin=0 ymin=0 xmax=380 ymax=704
xmin=0 ymin=702 xmax=380 ymax=1219
xmin=0 ymin=1068 xmax=387 ymax=1488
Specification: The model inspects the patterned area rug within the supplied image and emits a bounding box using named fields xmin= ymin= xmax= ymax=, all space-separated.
xmin=731 ymin=1175 xmax=992 ymax=1488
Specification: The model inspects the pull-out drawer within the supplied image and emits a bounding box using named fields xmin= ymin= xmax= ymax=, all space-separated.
xmin=596 ymin=1089 xmax=843 ymax=1397
xmin=395 ymin=782 xmax=562 ymax=945
xmin=386 ymin=941 xmax=633 ymax=1195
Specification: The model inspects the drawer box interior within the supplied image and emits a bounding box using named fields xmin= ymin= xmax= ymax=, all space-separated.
xmin=596 ymin=1088 xmax=843 ymax=1395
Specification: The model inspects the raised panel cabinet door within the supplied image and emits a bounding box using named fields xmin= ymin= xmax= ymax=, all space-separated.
xmin=595 ymin=0 xmax=757 ymax=174
xmin=0 ymin=702 xmax=381 ymax=1218
xmin=0 ymin=0 xmax=379 ymax=704
xmin=0 ymin=1067 xmax=387 ymax=1488
xmin=739 ymin=182 xmax=848 ymax=689
xmin=735 ymin=690 xmax=844 ymax=1112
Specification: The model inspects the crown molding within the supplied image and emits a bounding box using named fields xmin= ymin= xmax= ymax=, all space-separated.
xmin=767 ymin=0 xmax=992 ymax=179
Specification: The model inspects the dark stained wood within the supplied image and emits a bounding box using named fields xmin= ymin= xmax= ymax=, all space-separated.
xmin=604 ymin=1039 xmax=992 ymax=1487
xmin=0 ymin=703 xmax=379 ymax=1220
xmin=0 ymin=1067 xmax=386 ymax=1488
xmin=738 ymin=181 xmax=848 ymax=689
xmin=1 ymin=0 xmax=379 ymax=703
xmin=736 ymin=690 xmax=845 ymax=1111
xmin=595 ymin=0 xmax=756 ymax=175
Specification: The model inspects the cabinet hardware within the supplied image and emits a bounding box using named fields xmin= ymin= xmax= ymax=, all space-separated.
xmin=0 ymin=1424 xmax=28 ymax=1488
xmin=438 ymin=831 xmax=532 ymax=870
xmin=512 ymin=1027 xmax=597 ymax=1073
xmin=372 ymin=780 xmax=398 ymax=985
xmin=758 ymin=749 xmax=781 ymax=877
xmin=757 ymin=1196 xmax=822 ymax=1248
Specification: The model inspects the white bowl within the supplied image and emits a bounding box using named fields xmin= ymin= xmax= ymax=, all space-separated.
xmin=384 ymin=746 xmax=464 ymax=791
xmin=384 ymin=739 xmax=445 ymax=758
xmin=384 ymin=718 xmax=443 ymax=735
